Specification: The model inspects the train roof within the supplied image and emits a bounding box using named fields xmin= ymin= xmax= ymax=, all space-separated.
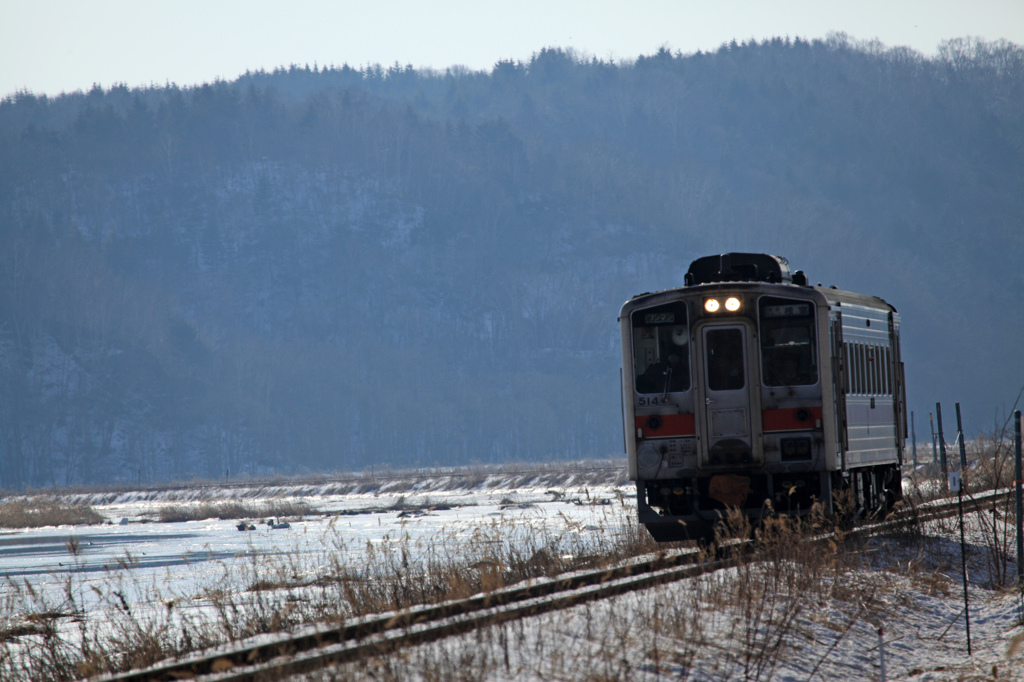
xmin=623 ymin=253 xmax=898 ymax=314
xmin=814 ymin=286 xmax=898 ymax=313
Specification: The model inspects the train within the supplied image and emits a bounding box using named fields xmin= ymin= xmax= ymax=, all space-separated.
xmin=619 ymin=253 xmax=906 ymax=542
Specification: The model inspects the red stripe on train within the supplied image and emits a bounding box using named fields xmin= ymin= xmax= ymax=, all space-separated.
xmin=635 ymin=413 xmax=695 ymax=437
xmin=762 ymin=406 xmax=822 ymax=432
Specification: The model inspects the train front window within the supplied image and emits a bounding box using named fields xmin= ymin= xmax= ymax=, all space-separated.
xmin=759 ymin=297 xmax=818 ymax=387
xmin=631 ymin=303 xmax=690 ymax=394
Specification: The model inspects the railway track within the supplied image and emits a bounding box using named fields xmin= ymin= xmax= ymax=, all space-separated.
xmin=852 ymin=486 xmax=1013 ymax=541
xmin=95 ymin=486 xmax=1016 ymax=682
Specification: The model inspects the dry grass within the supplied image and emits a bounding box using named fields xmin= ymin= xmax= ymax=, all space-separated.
xmin=155 ymin=500 xmax=312 ymax=523
xmin=900 ymin=423 xmax=1021 ymax=590
xmin=0 ymin=471 xmax=1013 ymax=681
xmin=0 ymin=494 xmax=655 ymax=681
xmin=935 ymin=428 xmax=1021 ymax=589
xmin=311 ymin=504 xmax=880 ymax=681
xmin=969 ymin=432 xmax=1021 ymax=588
xmin=0 ymin=498 xmax=103 ymax=528
xmin=0 ymin=491 xmax=879 ymax=681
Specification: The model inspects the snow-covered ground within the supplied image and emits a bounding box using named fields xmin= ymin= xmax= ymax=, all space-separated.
xmin=2 ymin=467 xmax=1024 ymax=680
xmin=1 ymin=469 xmax=629 ymax=605
xmin=309 ymin=546 xmax=1024 ymax=681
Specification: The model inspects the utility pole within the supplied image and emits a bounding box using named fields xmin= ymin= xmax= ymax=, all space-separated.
xmin=1015 ymin=411 xmax=1022 ymax=592
xmin=937 ymin=403 xmax=948 ymax=493
xmin=929 ymin=412 xmax=938 ymax=465
xmin=911 ymin=411 xmax=918 ymax=468
xmin=955 ymin=403 xmax=967 ymax=470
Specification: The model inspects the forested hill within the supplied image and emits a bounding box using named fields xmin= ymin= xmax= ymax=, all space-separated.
xmin=1 ymin=34 xmax=1022 ymax=488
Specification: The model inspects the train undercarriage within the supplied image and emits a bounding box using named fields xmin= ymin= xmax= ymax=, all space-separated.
xmin=638 ymin=462 xmax=903 ymax=543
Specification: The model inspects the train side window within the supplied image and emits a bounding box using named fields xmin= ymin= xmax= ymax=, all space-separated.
xmin=872 ymin=346 xmax=880 ymax=393
xmin=884 ymin=346 xmax=892 ymax=393
xmin=758 ymin=297 xmax=817 ymax=386
xmin=876 ymin=346 xmax=883 ymax=394
xmin=868 ymin=346 xmax=876 ymax=395
xmin=849 ymin=342 xmax=859 ymax=395
xmin=864 ymin=345 xmax=870 ymax=394
xmin=883 ymin=346 xmax=891 ymax=395
xmin=850 ymin=343 xmax=857 ymax=394
xmin=843 ymin=342 xmax=851 ymax=393
xmin=880 ymin=346 xmax=886 ymax=395
xmin=854 ymin=343 xmax=861 ymax=394
xmin=864 ymin=344 xmax=871 ymax=394
xmin=631 ymin=302 xmax=691 ymax=394
xmin=875 ymin=345 xmax=884 ymax=395
xmin=857 ymin=344 xmax=866 ymax=395
xmin=866 ymin=344 xmax=871 ymax=394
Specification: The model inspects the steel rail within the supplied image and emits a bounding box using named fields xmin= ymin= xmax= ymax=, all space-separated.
xmin=92 ymin=486 xmax=1016 ymax=682
xmin=93 ymin=544 xmax=715 ymax=682
xmin=167 ymin=554 xmax=743 ymax=682
xmin=851 ymin=486 xmax=1014 ymax=541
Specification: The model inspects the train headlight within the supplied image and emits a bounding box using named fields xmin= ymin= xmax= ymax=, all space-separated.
xmin=637 ymin=442 xmax=662 ymax=477
xmin=780 ymin=437 xmax=812 ymax=461
xmin=704 ymin=297 xmax=741 ymax=313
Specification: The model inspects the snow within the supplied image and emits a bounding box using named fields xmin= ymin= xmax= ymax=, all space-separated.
xmin=300 ymin=510 xmax=1024 ymax=680
xmin=2 ymin=471 xmax=1024 ymax=680
xmin=0 ymin=474 xmax=631 ymax=612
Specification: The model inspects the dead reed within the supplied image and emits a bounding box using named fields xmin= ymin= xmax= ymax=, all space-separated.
xmin=155 ymin=500 xmax=312 ymax=523
xmin=0 ymin=497 xmax=103 ymax=529
xmin=0 ymin=494 xmax=649 ymax=680
xmin=1 ymin=475 xmax=1013 ymax=681
xmin=313 ymin=503 xmax=879 ymax=681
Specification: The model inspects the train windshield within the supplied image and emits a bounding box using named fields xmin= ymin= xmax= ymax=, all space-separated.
xmin=631 ymin=302 xmax=690 ymax=394
xmin=758 ymin=296 xmax=818 ymax=386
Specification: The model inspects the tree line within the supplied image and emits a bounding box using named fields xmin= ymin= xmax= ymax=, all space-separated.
xmin=0 ymin=34 xmax=1021 ymax=488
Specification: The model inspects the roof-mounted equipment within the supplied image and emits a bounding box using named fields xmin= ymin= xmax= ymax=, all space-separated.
xmin=684 ymin=253 xmax=806 ymax=286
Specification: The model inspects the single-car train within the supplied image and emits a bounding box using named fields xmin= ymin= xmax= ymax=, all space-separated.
xmin=619 ymin=253 xmax=906 ymax=541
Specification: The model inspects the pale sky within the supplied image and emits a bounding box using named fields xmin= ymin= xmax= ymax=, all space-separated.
xmin=2 ymin=0 xmax=1023 ymax=98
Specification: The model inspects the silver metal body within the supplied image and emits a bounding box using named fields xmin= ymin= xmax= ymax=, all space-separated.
xmin=619 ymin=262 xmax=905 ymax=542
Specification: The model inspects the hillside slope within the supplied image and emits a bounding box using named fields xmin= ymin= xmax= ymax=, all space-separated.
xmin=1 ymin=34 xmax=1022 ymax=487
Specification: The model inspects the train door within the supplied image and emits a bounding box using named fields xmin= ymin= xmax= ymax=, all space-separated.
xmin=697 ymin=324 xmax=760 ymax=466
xmin=888 ymin=311 xmax=906 ymax=460
xmin=829 ymin=312 xmax=849 ymax=467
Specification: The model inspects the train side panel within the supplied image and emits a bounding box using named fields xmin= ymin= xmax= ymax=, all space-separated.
xmin=824 ymin=297 xmax=904 ymax=470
